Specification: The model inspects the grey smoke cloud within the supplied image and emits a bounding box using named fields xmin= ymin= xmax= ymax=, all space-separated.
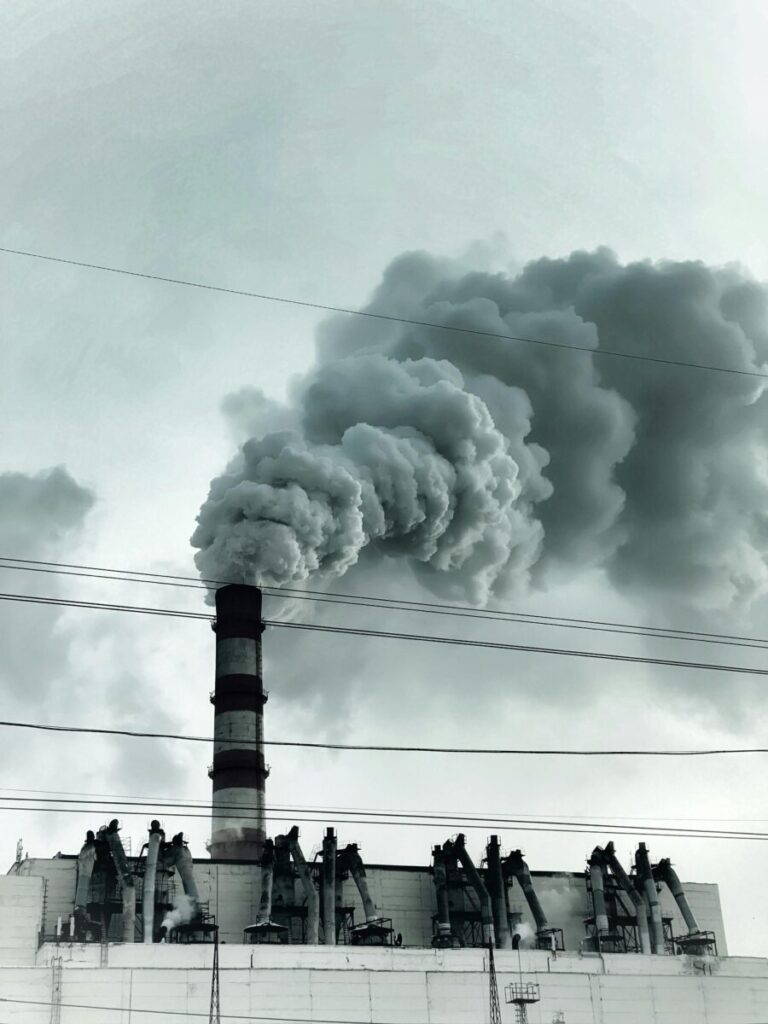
xmin=193 ymin=248 xmax=768 ymax=613
xmin=0 ymin=466 xmax=94 ymax=706
xmin=0 ymin=466 xmax=94 ymax=559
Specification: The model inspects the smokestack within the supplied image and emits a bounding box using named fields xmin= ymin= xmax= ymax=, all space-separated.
xmin=210 ymin=584 xmax=268 ymax=860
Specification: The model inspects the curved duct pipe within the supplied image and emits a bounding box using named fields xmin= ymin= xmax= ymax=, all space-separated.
xmin=166 ymin=833 xmax=201 ymax=908
xmin=142 ymin=821 xmax=164 ymax=944
xmin=322 ymin=828 xmax=337 ymax=945
xmin=589 ymin=846 xmax=610 ymax=936
xmin=103 ymin=820 xmax=136 ymax=943
xmin=453 ymin=834 xmax=495 ymax=947
xmin=505 ymin=850 xmax=548 ymax=935
xmin=604 ymin=842 xmax=651 ymax=954
xmin=432 ymin=845 xmax=452 ymax=942
xmin=74 ymin=831 xmax=96 ymax=914
xmin=486 ymin=836 xmax=511 ymax=949
xmin=656 ymin=857 xmax=700 ymax=936
xmin=256 ymin=839 xmax=275 ymax=926
xmin=339 ymin=844 xmax=378 ymax=923
xmin=286 ymin=826 xmax=319 ymax=944
xmin=636 ymin=843 xmax=665 ymax=954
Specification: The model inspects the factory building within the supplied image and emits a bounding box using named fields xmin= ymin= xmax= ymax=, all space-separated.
xmin=2 ymin=583 xmax=767 ymax=1022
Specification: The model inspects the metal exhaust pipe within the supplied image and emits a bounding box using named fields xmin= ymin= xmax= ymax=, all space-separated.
xmin=486 ymin=836 xmax=511 ymax=949
xmin=103 ymin=820 xmax=136 ymax=943
xmin=656 ymin=858 xmax=699 ymax=935
xmin=74 ymin=831 xmax=96 ymax=917
xmin=287 ymin=826 xmax=319 ymax=944
xmin=589 ymin=847 xmax=610 ymax=936
xmin=636 ymin=843 xmax=665 ymax=954
xmin=453 ymin=834 xmax=495 ymax=948
xmin=163 ymin=832 xmax=201 ymax=929
xmin=322 ymin=828 xmax=337 ymax=945
xmin=339 ymin=844 xmax=378 ymax=923
xmin=505 ymin=849 xmax=549 ymax=935
xmin=257 ymin=839 xmax=275 ymax=925
xmin=432 ymin=844 xmax=452 ymax=943
xmin=604 ymin=842 xmax=651 ymax=954
xmin=142 ymin=821 xmax=164 ymax=943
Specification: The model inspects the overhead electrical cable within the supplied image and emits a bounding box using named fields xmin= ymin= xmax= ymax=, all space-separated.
xmin=1 ymin=589 xmax=767 ymax=677
xmin=1 ymin=786 xmax=759 ymax=823
xmin=2 ymin=245 xmax=767 ymax=380
xmin=0 ymin=995 xmax=427 ymax=1024
xmin=3 ymin=554 xmax=767 ymax=652
xmin=0 ymin=718 xmax=765 ymax=757
xmin=0 ymin=802 xmax=763 ymax=842
xmin=0 ymin=793 xmax=765 ymax=839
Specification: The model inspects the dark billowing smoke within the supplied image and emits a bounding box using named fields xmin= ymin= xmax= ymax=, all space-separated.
xmin=193 ymin=248 xmax=768 ymax=612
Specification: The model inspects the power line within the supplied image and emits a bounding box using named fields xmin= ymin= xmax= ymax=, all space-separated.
xmin=0 ymin=995 xmax=418 ymax=1024
xmin=0 ymin=800 xmax=764 ymax=842
xmin=4 ymin=553 xmax=767 ymax=653
xmin=3 ymin=785 xmax=760 ymax=823
xmin=0 ymin=717 xmax=765 ymax=757
xmin=2 ymin=245 xmax=767 ymax=381
xmin=2 ymin=588 xmax=768 ymax=677
xmin=3 ymin=792 xmax=767 ymax=839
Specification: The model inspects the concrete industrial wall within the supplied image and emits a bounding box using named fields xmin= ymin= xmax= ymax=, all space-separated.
xmin=10 ymin=856 xmax=728 ymax=953
xmin=0 ymin=944 xmax=765 ymax=1024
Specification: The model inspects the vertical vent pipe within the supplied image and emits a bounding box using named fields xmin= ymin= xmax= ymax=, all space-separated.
xmin=257 ymin=839 xmax=275 ymax=925
xmin=322 ymin=828 xmax=337 ymax=945
xmin=142 ymin=821 xmax=164 ymax=943
xmin=432 ymin=844 xmax=452 ymax=942
xmin=589 ymin=846 xmax=610 ymax=936
xmin=486 ymin=836 xmax=511 ymax=949
xmin=636 ymin=844 xmax=665 ymax=954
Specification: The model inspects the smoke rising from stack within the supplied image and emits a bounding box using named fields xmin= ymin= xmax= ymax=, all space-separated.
xmin=161 ymin=893 xmax=197 ymax=932
xmin=193 ymin=248 xmax=768 ymax=613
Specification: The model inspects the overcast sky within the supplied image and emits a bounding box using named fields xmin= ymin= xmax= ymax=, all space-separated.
xmin=2 ymin=0 xmax=768 ymax=956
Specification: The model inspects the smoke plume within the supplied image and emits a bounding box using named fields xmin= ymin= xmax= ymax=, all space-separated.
xmin=193 ymin=248 xmax=768 ymax=611
xmin=161 ymin=893 xmax=197 ymax=931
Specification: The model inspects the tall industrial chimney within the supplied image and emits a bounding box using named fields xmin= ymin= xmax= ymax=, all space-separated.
xmin=210 ymin=584 xmax=268 ymax=860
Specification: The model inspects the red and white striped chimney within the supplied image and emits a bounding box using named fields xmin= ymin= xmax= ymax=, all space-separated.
xmin=209 ymin=584 xmax=267 ymax=860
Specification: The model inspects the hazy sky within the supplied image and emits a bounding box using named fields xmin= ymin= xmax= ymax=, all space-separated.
xmin=2 ymin=0 xmax=768 ymax=955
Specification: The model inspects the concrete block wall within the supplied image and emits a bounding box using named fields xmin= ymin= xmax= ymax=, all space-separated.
xmin=0 ymin=945 xmax=765 ymax=1023
xmin=0 ymin=874 xmax=43 ymax=965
